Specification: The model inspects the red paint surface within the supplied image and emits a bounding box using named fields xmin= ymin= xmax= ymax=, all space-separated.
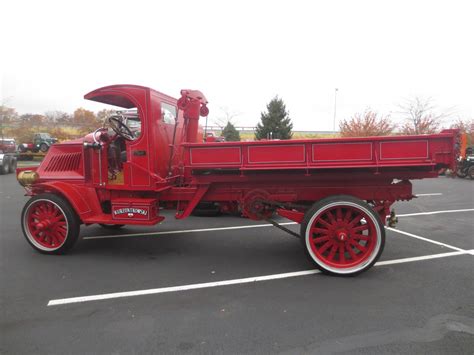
xmin=190 ymin=147 xmax=241 ymax=165
xmin=312 ymin=142 xmax=372 ymax=162
xmin=248 ymin=144 xmax=305 ymax=164
xmin=380 ymin=140 xmax=428 ymax=160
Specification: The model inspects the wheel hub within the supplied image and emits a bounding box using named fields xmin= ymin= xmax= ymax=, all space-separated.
xmin=336 ymin=231 xmax=348 ymax=242
xmin=242 ymin=189 xmax=272 ymax=220
xmin=35 ymin=219 xmax=51 ymax=230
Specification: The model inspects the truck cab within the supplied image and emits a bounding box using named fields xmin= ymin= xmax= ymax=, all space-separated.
xmin=27 ymin=85 xmax=204 ymax=191
xmin=82 ymin=85 xmax=187 ymax=188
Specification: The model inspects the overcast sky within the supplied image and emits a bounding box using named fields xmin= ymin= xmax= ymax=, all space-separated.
xmin=1 ymin=0 xmax=473 ymax=130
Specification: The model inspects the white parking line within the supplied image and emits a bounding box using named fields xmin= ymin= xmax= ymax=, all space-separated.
xmin=48 ymin=249 xmax=473 ymax=306
xmin=375 ymin=250 xmax=473 ymax=265
xmin=415 ymin=193 xmax=443 ymax=197
xmin=385 ymin=227 xmax=471 ymax=253
xmin=83 ymin=208 xmax=474 ymax=241
xmin=396 ymin=208 xmax=474 ymax=218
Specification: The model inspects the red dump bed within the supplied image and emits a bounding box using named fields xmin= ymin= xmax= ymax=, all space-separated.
xmin=183 ymin=130 xmax=458 ymax=173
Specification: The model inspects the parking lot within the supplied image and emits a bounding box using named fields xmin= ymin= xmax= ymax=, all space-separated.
xmin=1 ymin=173 xmax=473 ymax=354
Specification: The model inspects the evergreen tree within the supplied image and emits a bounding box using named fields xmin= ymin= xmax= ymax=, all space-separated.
xmin=255 ymin=96 xmax=293 ymax=140
xmin=221 ymin=121 xmax=241 ymax=141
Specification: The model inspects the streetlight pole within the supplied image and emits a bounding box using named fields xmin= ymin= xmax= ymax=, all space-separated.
xmin=333 ymin=88 xmax=338 ymax=132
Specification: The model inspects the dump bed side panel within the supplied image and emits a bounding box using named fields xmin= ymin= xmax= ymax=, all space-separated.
xmin=183 ymin=131 xmax=457 ymax=173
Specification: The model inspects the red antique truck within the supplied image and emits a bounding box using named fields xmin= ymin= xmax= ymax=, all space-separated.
xmin=16 ymin=85 xmax=460 ymax=276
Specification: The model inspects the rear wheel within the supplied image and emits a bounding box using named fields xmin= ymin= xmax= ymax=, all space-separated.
xmin=8 ymin=157 xmax=17 ymax=173
xmin=301 ymin=195 xmax=385 ymax=276
xmin=21 ymin=193 xmax=80 ymax=254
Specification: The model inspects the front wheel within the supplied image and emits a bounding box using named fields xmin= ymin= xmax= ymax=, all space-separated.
xmin=21 ymin=193 xmax=80 ymax=254
xmin=39 ymin=143 xmax=49 ymax=153
xmin=456 ymin=166 xmax=467 ymax=178
xmin=301 ymin=195 xmax=385 ymax=276
xmin=468 ymin=166 xmax=474 ymax=180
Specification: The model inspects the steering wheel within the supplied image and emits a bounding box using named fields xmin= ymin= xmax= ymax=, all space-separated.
xmin=108 ymin=115 xmax=135 ymax=141
xmin=92 ymin=127 xmax=109 ymax=144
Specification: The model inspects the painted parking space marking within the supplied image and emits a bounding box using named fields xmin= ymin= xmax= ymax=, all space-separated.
xmin=83 ymin=208 xmax=474 ymax=241
xmin=415 ymin=193 xmax=443 ymax=197
xmin=396 ymin=208 xmax=474 ymax=218
xmin=385 ymin=227 xmax=471 ymax=253
xmin=48 ymin=249 xmax=473 ymax=306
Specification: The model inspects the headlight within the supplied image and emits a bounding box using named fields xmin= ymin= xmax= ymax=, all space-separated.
xmin=17 ymin=171 xmax=39 ymax=187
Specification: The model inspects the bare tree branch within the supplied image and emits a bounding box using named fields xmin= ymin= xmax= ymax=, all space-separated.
xmin=212 ymin=106 xmax=241 ymax=128
xmin=397 ymin=96 xmax=455 ymax=134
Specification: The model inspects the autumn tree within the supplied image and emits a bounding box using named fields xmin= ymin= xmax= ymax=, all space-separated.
xmin=0 ymin=105 xmax=18 ymax=124
xmin=221 ymin=121 xmax=241 ymax=141
xmin=44 ymin=111 xmax=72 ymax=125
xmin=398 ymin=97 xmax=449 ymax=135
xmin=339 ymin=110 xmax=395 ymax=137
xmin=255 ymin=96 xmax=293 ymax=140
xmin=72 ymin=108 xmax=100 ymax=134
xmin=0 ymin=105 xmax=18 ymax=139
xmin=400 ymin=115 xmax=441 ymax=135
xmin=9 ymin=123 xmax=37 ymax=143
xmin=48 ymin=127 xmax=80 ymax=141
xmin=451 ymin=118 xmax=474 ymax=145
xmin=19 ymin=113 xmax=46 ymax=126
xmin=97 ymin=109 xmax=117 ymax=125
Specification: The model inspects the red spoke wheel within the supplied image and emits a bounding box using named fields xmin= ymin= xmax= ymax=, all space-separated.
xmin=21 ymin=193 xmax=80 ymax=254
xmin=301 ymin=195 xmax=385 ymax=276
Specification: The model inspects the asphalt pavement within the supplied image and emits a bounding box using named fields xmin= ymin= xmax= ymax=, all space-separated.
xmin=1 ymin=173 xmax=473 ymax=354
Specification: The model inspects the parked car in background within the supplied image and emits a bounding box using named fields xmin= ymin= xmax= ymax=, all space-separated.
xmin=18 ymin=133 xmax=58 ymax=153
xmin=456 ymin=146 xmax=474 ymax=179
xmin=0 ymin=138 xmax=18 ymax=174
xmin=205 ymin=132 xmax=225 ymax=142
xmin=0 ymin=138 xmax=16 ymax=153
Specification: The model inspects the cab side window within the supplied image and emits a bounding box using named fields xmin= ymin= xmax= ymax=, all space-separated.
xmin=161 ymin=103 xmax=177 ymax=125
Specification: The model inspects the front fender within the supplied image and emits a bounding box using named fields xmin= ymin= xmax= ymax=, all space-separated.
xmin=32 ymin=182 xmax=102 ymax=221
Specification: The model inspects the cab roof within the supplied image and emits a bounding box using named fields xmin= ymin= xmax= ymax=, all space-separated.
xmin=84 ymin=84 xmax=177 ymax=108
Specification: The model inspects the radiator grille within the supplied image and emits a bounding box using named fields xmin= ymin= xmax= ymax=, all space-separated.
xmin=44 ymin=152 xmax=82 ymax=172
